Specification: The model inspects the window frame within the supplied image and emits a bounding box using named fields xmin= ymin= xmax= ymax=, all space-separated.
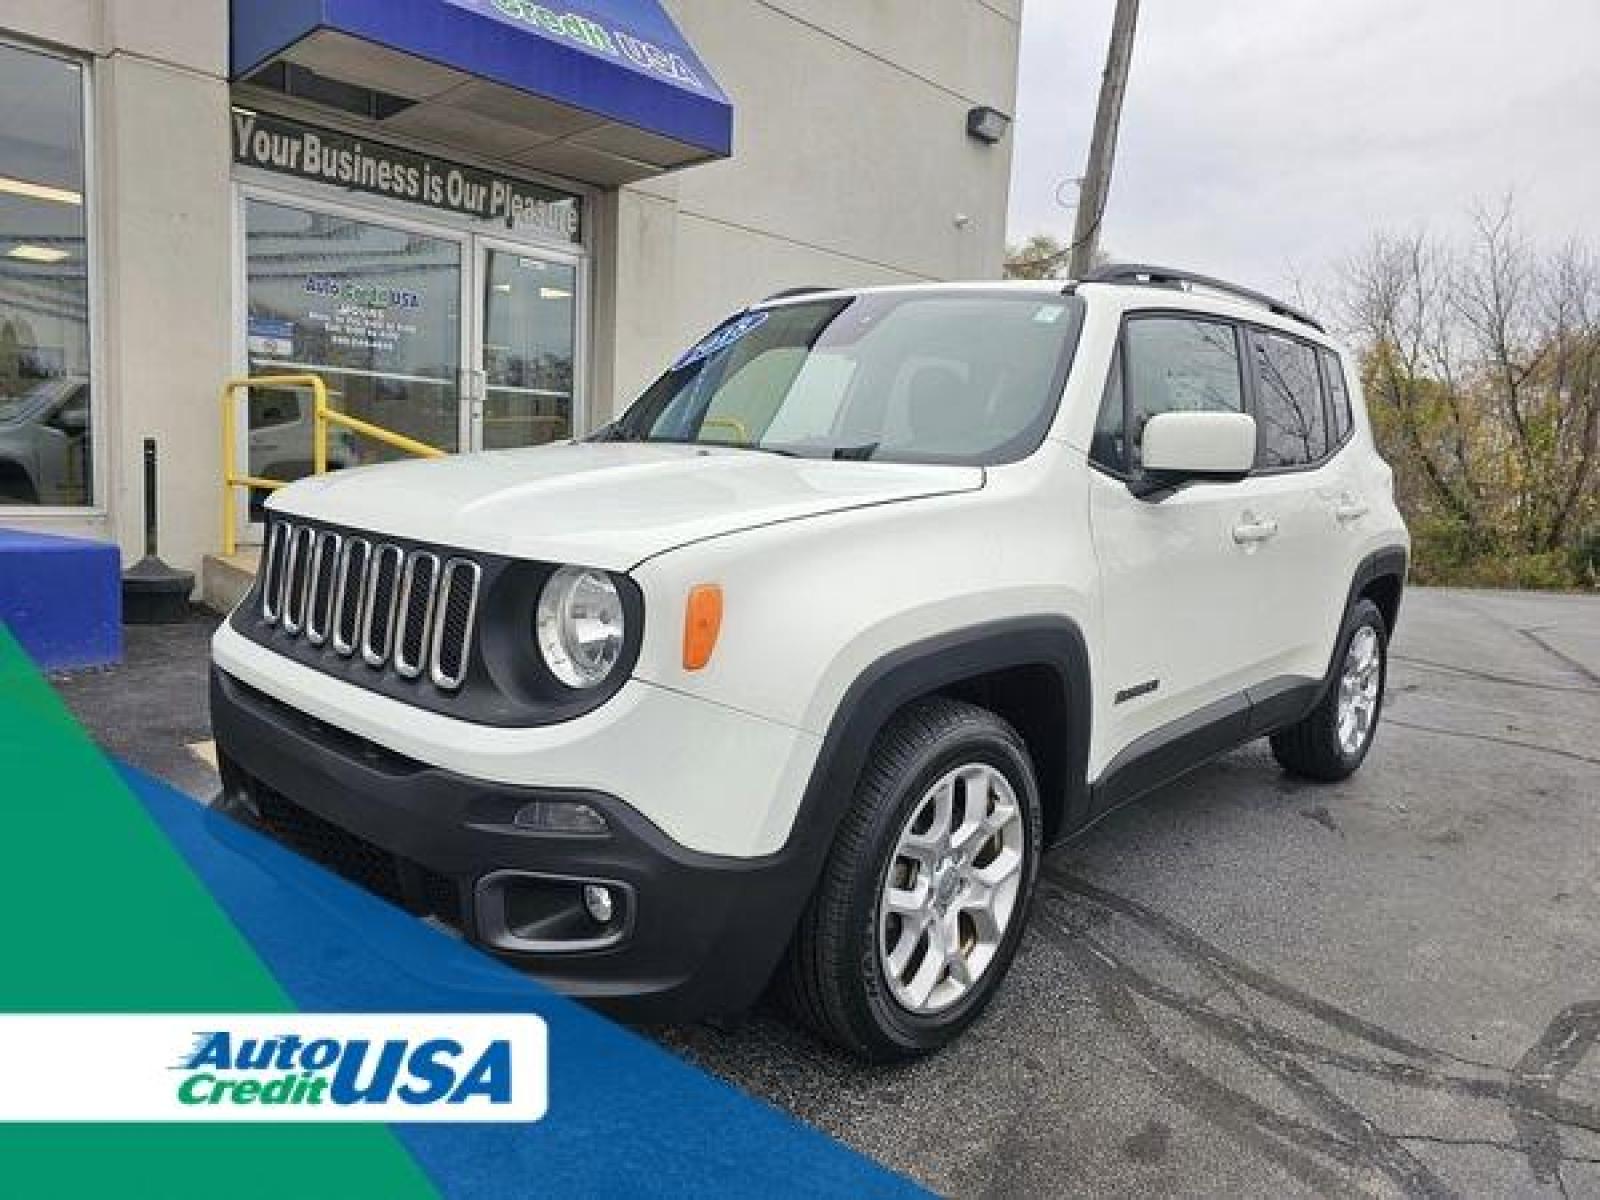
xmin=0 ymin=35 xmax=105 ymax=515
xmin=1089 ymin=306 xmax=1356 ymax=485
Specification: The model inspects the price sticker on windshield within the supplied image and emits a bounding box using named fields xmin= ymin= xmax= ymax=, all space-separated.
xmin=672 ymin=311 xmax=770 ymax=370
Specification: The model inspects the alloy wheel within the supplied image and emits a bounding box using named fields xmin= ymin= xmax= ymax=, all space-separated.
xmin=877 ymin=763 xmax=1027 ymax=1014
xmin=1336 ymin=624 xmax=1382 ymax=756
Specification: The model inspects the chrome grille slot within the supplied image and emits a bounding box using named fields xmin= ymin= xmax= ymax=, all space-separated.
xmin=361 ymin=544 xmax=405 ymax=667
xmin=305 ymin=530 xmax=342 ymax=646
xmin=260 ymin=521 xmax=289 ymax=624
xmin=332 ymin=538 xmax=370 ymax=656
xmin=430 ymin=559 xmax=481 ymax=691
xmin=281 ymin=525 xmax=316 ymax=635
xmin=393 ymin=552 xmax=440 ymax=679
xmin=255 ymin=519 xmax=484 ymax=700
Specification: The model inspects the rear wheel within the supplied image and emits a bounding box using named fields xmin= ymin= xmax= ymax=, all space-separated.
xmin=779 ymin=698 xmax=1042 ymax=1061
xmin=1271 ymin=598 xmax=1388 ymax=781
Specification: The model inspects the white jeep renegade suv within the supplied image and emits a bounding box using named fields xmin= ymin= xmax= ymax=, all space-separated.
xmin=211 ymin=265 xmax=1409 ymax=1060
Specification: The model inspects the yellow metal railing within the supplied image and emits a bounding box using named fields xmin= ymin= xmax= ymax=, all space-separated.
xmin=221 ymin=373 xmax=445 ymax=555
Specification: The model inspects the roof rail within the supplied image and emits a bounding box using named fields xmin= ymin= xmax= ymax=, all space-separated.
xmin=760 ymin=285 xmax=837 ymax=303
xmin=1082 ymin=263 xmax=1324 ymax=333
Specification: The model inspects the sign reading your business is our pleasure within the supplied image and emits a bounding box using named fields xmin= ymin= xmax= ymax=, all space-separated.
xmin=232 ymin=109 xmax=584 ymax=245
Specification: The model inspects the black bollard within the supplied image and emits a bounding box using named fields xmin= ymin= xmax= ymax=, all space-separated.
xmin=121 ymin=437 xmax=195 ymax=624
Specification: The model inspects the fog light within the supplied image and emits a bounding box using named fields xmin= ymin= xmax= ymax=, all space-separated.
xmin=583 ymin=884 xmax=615 ymax=924
xmin=512 ymin=800 xmax=609 ymax=836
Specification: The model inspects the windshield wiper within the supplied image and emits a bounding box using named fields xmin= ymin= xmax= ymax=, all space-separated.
xmin=600 ymin=433 xmax=805 ymax=457
xmin=828 ymin=441 xmax=880 ymax=461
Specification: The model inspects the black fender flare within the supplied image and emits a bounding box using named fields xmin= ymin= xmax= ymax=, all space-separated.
xmin=601 ymin=618 xmax=1095 ymax=1015
xmin=781 ymin=615 xmax=1093 ymax=880
xmin=1351 ymin=544 xmax=1409 ymax=630
xmin=1336 ymin=544 xmax=1409 ymax=660
xmin=1308 ymin=544 xmax=1409 ymax=708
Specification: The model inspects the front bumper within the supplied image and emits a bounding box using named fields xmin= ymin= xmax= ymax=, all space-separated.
xmin=211 ymin=666 xmax=816 ymax=1022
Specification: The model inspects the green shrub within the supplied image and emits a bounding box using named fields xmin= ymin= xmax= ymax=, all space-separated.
xmin=1572 ymin=528 xmax=1600 ymax=586
xmin=1409 ymin=517 xmax=1593 ymax=590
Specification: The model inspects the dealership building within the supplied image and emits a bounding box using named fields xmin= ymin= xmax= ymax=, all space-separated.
xmin=0 ymin=0 xmax=1021 ymax=594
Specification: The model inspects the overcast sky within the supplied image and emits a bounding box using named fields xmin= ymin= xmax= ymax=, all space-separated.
xmin=1006 ymin=0 xmax=1600 ymax=302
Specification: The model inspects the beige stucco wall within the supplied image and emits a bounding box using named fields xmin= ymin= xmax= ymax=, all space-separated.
xmin=595 ymin=0 xmax=1023 ymax=417
xmin=1 ymin=1 xmax=232 ymax=582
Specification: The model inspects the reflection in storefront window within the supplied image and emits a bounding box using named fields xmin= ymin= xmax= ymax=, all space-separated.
xmin=0 ymin=43 xmax=92 ymax=507
xmin=244 ymin=198 xmax=462 ymax=508
xmin=482 ymin=250 xmax=575 ymax=449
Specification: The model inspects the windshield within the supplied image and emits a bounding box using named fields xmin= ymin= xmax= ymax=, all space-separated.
xmin=605 ymin=291 xmax=1084 ymax=465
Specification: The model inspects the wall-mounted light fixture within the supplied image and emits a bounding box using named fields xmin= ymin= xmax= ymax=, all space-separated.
xmin=966 ymin=106 xmax=1012 ymax=145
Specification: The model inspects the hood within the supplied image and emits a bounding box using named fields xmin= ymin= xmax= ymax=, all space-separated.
xmin=269 ymin=441 xmax=984 ymax=570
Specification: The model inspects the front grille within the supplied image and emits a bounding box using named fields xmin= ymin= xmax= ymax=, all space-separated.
xmin=304 ymin=530 xmax=341 ymax=646
xmin=361 ymin=544 xmax=404 ymax=667
xmin=252 ymin=786 xmax=464 ymax=931
xmin=332 ymin=538 xmax=370 ymax=655
xmin=431 ymin=560 xmax=481 ymax=689
xmin=394 ymin=552 xmax=439 ymax=679
xmin=259 ymin=517 xmax=480 ymax=692
xmin=255 ymin=787 xmax=405 ymax=905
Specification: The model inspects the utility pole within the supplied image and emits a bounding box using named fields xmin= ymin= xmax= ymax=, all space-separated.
xmin=1068 ymin=0 xmax=1140 ymax=279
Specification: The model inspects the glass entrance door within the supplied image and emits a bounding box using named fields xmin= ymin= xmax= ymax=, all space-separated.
xmin=237 ymin=192 xmax=585 ymax=539
xmin=242 ymin=196 xmax=464 ymax=516
xmin=474 ymin=243 xmax=579 ymax=450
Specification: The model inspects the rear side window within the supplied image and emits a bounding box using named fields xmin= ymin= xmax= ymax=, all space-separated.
xmin=1319 ymin=348 xmax=1355 ymax=445
xmin=1121 ymin=316 xmax=1245 ymax=471
xmin=1250 ymin=330 xmax=1327 ymax=468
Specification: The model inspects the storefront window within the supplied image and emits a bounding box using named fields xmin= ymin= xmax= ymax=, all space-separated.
xmin=244 ymin=197 xmax=462 ymax=507
xmin=481 ymin=249 xmax=575 ymax=449
xmin=0 ymin=43 xmax=92 ymax=507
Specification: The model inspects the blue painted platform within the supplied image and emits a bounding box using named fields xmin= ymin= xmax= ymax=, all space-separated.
xmin=0 ymin=528 xmax=121 ymax=671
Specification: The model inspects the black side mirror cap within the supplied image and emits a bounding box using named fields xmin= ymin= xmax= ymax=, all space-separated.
xmin=1126 ymin=468 xmax=1250 ymax=502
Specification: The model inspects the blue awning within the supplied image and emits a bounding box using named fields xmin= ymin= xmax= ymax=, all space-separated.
xmin=230 ymin=0 xmax=732 ymax=183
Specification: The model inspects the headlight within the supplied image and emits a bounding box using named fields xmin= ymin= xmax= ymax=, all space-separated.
xmin=535 ymin=566 xmax=626 ymax=689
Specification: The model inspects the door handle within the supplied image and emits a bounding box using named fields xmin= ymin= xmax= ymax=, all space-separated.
xmin=1334 ymin=495 xmax=1370 ymax=523
xmin=1232 ymin=515 xmax=1279 ymax=545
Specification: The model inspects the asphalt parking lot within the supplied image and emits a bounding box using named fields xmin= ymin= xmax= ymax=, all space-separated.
xmin=54 ymin=588 xmax=1600 ymax=1198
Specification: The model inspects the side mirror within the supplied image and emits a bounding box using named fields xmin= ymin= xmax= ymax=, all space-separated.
xmin=47 ymin=404 xmax=88 ymax=436
xmin=1132 ymin=411 xmax=1256 ymax=498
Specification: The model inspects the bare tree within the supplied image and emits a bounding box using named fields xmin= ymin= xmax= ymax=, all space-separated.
xmin=1341 ymin=200 xmax=1600 ymax=584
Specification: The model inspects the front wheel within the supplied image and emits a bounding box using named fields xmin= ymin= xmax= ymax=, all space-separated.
xmin=779 ymin=698 xmax=1042 ymax=1061
xmin=1271 ymin=597 xmax=1389 ymax=781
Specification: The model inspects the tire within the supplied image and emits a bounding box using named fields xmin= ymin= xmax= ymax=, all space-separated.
xmin=779 ymin=697 xmax=1043 ymax=1061
xmin=0 ymin=463 xmax=38 ymax=505
xmin=1270 ymin=597 xmax=1388 ymax=782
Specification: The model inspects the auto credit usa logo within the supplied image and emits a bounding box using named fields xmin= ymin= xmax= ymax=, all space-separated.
xmin=0 ymin=1014 xmax=547 ymax=1122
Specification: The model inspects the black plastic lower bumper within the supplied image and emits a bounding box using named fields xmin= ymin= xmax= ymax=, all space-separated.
xmin=210 ymin=666 xmax=812 ymax=1023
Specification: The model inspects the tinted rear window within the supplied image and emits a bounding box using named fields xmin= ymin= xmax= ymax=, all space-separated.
xmin=1250 ymin=330 xmax=1328 ymax=468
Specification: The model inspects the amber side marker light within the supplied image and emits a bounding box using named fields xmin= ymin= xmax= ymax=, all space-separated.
xmin=683 ymin=584 xmax=723 ymax=671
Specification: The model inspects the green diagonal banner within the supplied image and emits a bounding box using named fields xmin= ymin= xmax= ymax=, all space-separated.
xmin=0 ymin=625 xmax=436 ymax=1198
